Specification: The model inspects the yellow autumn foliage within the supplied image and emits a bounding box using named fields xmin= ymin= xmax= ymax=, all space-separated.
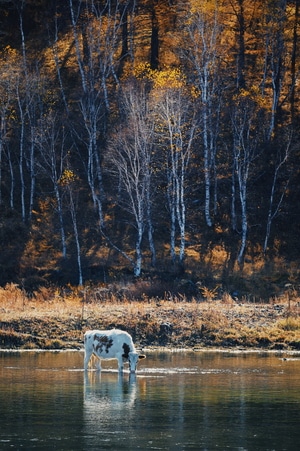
xmin=133 ymin=63 xmax=186 ymax=90
xmin=234 ymin=86 xmax=267 ymax=109
xmin=189 ymin=0 xmax=217 ymax=16
xmin=150 ymin=67 xmax=186 ymax=90
xmin=58 ymin=169 xmax=78 ymax=186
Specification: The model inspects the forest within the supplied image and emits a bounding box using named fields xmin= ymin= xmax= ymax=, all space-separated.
xmin=0 ymin=0 xmax=299 ymax=298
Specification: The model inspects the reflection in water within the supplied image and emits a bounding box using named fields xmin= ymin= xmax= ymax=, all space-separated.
xmin=84 ymin=371 xmax=137 ymax=414
xmin=83 ymin=371 xmax=138 ymax=449
xmin=0 ymin=350 xmax=300 ymax=450
xmin=0 ymin=351 xmax=85 ymax=450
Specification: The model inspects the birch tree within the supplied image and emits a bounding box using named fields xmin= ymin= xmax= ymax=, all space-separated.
xmin=108 ymin=83 xmax=155 ymax=276
xmin=68 ymin=0 xmax=128 ymax=229
xmin=0 ymin=46 xmax=19 ymax=208
xmin=184 ymin=0 xmax=223 ymax=226
xmin=35 ymin=112 xmax=68 ymax=259
xmin=15 ymin=66 xmax=46 ymax=222
xmin=290 ymin=0 xmax=299 ymax=125
xmin=263 ymin=0 xmax=288 ymax=140
xmin=15 ymin=0 xmax=28 ymax=221
xmin=230 ymin=88 xmax=266 ymax=265
xmin=263 ymin=131 xmax=292 ymax=253
xmin=59 ymin=168 xmax=83 ymax=286
xmin=13 ymin=0 xmax=44 ymax=222
xmin=68 ymin=1 xmax=138 ymax=230
xmin=151 ymin=68 xmax=196 ymax=266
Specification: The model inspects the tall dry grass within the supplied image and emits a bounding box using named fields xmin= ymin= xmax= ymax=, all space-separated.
xmin=1 ymin=281 xmax=300 ymax=350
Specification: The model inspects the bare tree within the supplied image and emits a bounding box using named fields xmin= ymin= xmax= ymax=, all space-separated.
xmin=15 ymin=0 xmax=28 ymax=221
xmin=261 ymin=0 xmax=288 ymax=140
xmin=108 ymin=83 xmax=155 ymax=276
xmin=151 ymin=70 xmax=196 ymax=266
xmin=184 ymin=1 xmax=223 ymax=226
xmin=12 ymin=0 xmax=45 ymax=222
xmin=68 ymin=0 xmax=131 ymax=229
xmin=230 ymin=89 xmax=265 ymax=265
xmin=263 ymin=131 xmax=292 ymax=253
xmin=0 ymin=46 xmax=19 ymax=207
xmin=35 ymin=112 xmax=68 ymax=259
xmin=290 ymin=0 xmax=299 ymax=125
xmin=59 ymin=168 xmax=83 ymax=286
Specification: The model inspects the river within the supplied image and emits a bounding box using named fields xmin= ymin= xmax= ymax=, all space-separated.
xmin=1 ymin=349 xmax=299 ymax=450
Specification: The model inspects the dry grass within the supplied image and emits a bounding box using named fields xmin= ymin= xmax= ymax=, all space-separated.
xmin=0 ymin=282 xmax=300 ymax=350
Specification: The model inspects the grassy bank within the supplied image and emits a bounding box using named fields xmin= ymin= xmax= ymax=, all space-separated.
xmin=0 ymin=283 xmax=300 ymax=351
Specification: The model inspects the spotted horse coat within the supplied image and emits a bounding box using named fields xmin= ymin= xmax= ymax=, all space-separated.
xmin=84 ymin=329 xmax=146 ymax=373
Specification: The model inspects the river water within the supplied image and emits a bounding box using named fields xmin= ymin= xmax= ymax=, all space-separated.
xmin=0 ymin=350 xmax=299 ymax=450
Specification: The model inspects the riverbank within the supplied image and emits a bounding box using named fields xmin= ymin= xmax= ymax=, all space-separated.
xmin=1 ymin=284 xmax=299 ymax=350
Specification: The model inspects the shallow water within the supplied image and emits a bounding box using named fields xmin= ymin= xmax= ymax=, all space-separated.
xmin=1 ymin=350 xmax=300 ymax=450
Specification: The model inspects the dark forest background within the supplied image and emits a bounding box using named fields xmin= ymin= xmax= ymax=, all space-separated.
xmin=0 ymin=0 xmax=299 ymax=298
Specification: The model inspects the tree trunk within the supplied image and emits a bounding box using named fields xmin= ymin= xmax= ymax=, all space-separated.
xmin=146 ymin=185 xmax=156 ymax=266
xmin=263 ymin=140 xmax=290 ymax=253
xmin=237 ymin=183 xmax=247 ymax=266
xmin=203 ymin=103 xmax=213 ymax=227
xmin=68 ymin=186 xmax=83 ymax=286
xmin=134 ymin=221 xmax=144 ymax=277
xmin=290 ymin=1 xmax=299 ymax=125
xmin=55 ymin=184 xmax=67 ymax=259
xmin=236 ymin=0 xmax=246 ymax=89
xmin=150 ymin=3 xmax=159 ymax=69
